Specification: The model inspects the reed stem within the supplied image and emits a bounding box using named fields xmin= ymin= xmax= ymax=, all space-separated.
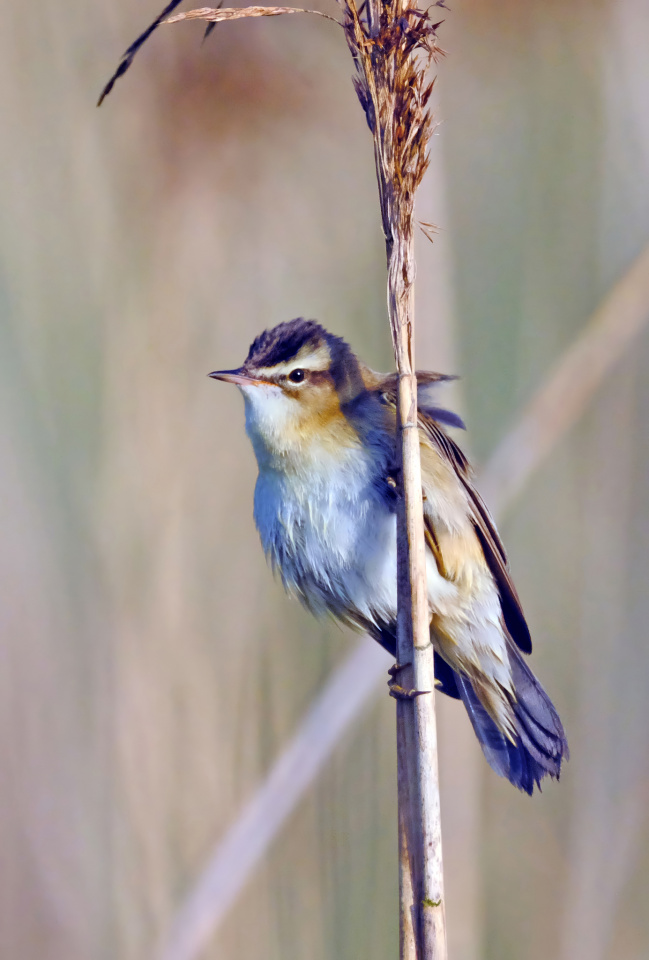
xmin=340 ymin=0 xmax=448 ymax=954
xmin=99 ymin=2 xmax=448 ymax=953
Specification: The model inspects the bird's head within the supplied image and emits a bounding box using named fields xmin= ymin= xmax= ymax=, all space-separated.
xmin=210 ymin=319 xmax=367 ymax=465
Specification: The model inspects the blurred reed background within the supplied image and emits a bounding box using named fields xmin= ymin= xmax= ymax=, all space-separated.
xmin=1 ymin=0 xmax=649 ymax=958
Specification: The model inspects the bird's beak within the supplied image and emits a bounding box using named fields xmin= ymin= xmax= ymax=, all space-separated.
xmin=208 ymin=368 xmax=267 ymax=387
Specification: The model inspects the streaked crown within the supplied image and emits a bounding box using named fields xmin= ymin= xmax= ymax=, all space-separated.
xmin=241 ymin=318 xmax=365 ymax=402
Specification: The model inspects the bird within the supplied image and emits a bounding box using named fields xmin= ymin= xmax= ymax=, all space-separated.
xmin=209 ymin=318 xmax=568 ymax=794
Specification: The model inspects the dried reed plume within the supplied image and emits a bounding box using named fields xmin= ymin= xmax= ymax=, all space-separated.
xmin=342 ymin=0 xmax=444 ymax=347
xmin=100 ymin=2 xmax=448 ymax=956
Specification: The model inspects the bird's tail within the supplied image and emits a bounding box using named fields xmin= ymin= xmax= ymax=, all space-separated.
xmin=454 ymin=645 xmax=568 ymax=795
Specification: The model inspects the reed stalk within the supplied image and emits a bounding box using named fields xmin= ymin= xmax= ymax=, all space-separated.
xmin=100 ymin=3 xmax=447 ymax=955
xmin=340 ymin=3 xmax=447 ymax=955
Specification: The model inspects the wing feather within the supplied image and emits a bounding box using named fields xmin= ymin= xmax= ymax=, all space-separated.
xmin=419 ymin=415 xmax=533 ymax=655
xmin=376 ymin=375 xmax=532 ymax=655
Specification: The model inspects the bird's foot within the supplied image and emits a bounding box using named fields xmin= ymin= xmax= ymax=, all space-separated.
xmin=389 ymin=685 xmax=431 ymax=700
xmin=388 ymin=660 xmax=410 ymax=680
xmin=388 ymin=661 xmax=430 ymax=700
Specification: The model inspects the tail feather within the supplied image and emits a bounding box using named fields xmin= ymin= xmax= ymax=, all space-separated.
xmin=375 ymin=622 xmax=568 ymax=794
xmin=454 ymin=674 xmax=520 ymax=783
xmin=454 ymin=651 xmax=568 ymax=795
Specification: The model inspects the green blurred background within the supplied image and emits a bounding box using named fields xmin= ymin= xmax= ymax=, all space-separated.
xmin=2 ymin=0 xmax=649 ymax=958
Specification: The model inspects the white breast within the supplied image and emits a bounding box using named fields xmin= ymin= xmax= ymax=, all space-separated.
xmin=253 ymin=442 xmax=456 ymax=631
xmin=253 ymin=443 xmax=392 ymax=622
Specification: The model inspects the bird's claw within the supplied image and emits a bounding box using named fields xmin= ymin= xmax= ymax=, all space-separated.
xmin=388 ymin=662 xmax=429 ymax=699
xmin=388 ymin=660 xmax=410 ymax=679
xmin=389 ymin=684 xmax=431 ymax=700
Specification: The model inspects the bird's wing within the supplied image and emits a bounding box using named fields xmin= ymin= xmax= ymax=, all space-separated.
xmin=375 ymin=373 xmax=532 ymax=655
xmin=363 ymin=367 xmax=466 ymax=430
xmin=418 ymin=413 xmax=533 ymax=654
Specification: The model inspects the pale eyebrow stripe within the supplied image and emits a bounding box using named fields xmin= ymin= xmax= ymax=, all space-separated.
xmin=255 ymin=342 xmax=332 ymax=378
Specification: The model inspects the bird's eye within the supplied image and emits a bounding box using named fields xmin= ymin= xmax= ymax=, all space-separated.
xmin=288 ymin=369 xmax=306 ymax=383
